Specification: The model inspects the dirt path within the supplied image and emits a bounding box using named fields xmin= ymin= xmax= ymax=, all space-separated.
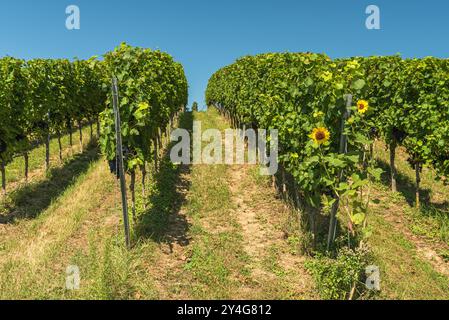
xmin=228 ymin=164 xmax=316 ymax=299
xmin=141 ymin=110 xmax=316 ymax=300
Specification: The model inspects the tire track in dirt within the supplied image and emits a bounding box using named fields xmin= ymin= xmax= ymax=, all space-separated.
xmin=228 ymin=164 xmax=316 ymax=299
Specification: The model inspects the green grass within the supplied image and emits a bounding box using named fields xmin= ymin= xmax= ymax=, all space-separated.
xmin=369 ymin=213 xmax=449 ymax=300
xmin=5 ymin=124 xmax=97 ymax=185
xmin=362 ymin=141 xmax=449 ymax=299
xmin=0 ymin=151 xmax=160 ymax=300
xmin=0 ymin=141 xmax=100 ymax=223
xmin=0 ymin=158 xmax=113 ymax=298
xmin=179 ymin=110 xmax=252 ymax=299
xmin=374 ymin=141 xmax=449 ymax=245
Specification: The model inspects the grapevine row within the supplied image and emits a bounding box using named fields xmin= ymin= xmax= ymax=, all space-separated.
xmin=0 ymin=43 xmax=188 ymax=204
xmin=99 ymin=43 xmax=188 ymax=220
xmin=206 ymin=53 xmax=449 ymax=250
xmin=355 ymin=57 xmax=449 ymax=200
xmin=0 ymin=57 xmax=105 ymax=194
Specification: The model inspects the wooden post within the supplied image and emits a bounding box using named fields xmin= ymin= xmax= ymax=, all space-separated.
xmin=390 ymin=141 xmax=397 ymax=192
xmin=282 ymin=166 xmax=287 ymax=196
xmin=415 ymin=162 xmax=421 ymax=208
xmin=327 ymin=94 xmax=352 ymax=251
xmin=78 ymin=121 xmax=83 ymax=153
xmin=96 ymin=117 xmax=101 ymax=139
xmin=58 ymin=132 xmax=63 ymax=162
xmin=142 ymin=163 xmax=147 ymax=210
xmin=153 ymin=138 xmax=159 ymax=172
xmin=294 ymin=185 xmax=304 ymax=252
xmin=307 ymin=204 xmax=317 ymax=250
xmin=130 ymin=170 xmax=136 ymax=223
xmin=68 ymin=122 xmax=73 ymax=156
xmin=167 ymin=120 xmax=171 ymax=143
xmin=24 ymin=152 xmax=29 ymax=183
xmin=45 ymin=133 xmax=50 ymax=171
xmin=112 ymin=77 xmax=131 ymax=249
xmin=1 ymin=161 xmax=6 ymax=196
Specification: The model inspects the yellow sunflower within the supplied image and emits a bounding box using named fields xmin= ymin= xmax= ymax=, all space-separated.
xmin=310 ymin=127 xmax=330 ymax=145
xmin=357 ymin=100 xmax=369 ymax=114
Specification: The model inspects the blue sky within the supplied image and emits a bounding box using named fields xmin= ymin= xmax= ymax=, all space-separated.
xmin=0 ymin=0 xmax=448 ymax=109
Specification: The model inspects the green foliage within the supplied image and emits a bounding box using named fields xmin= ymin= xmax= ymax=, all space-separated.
xmin=358 ymin=56 xmax=449 ymax=178
xmin=305 ymin=246 xmax=372 ymax=300
xmin=24 ymin=59 xmax=74 ymax=138
xmin=206 ymin=53 xmax=378 ymax=250
xmin=0 ymin=56 xmax=106 ymax=166
xmin=0 ymin=57 xmax=27 ymax=163
xmin=99 ymin=43 xmax=188 ymax=172
xmin=206 ymin=53 xmax=372 ymax=209
xmin=206 ymin=53 xmax=449 ymax=246
xmin=206 ymin=52 xmax=449 ymax=299
xmin=0 ymin=43 xmax=187 ymax=190
xmin=72 ymin=58 xmax=106 ymax=125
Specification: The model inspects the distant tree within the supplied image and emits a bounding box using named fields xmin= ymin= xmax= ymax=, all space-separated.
xmin=192 ymin=101 xmax=199 ymax=112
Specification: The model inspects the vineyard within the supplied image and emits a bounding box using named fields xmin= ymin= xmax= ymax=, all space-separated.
xmin=206 ymin=54 xmax=449 ymax=205
xmin=0 ymin=56 xmax=104 ymax=191
xmin=207 ymin=55 xmax=449 ymax=207
xmin=0 ymin=45 xmax=448 ymax=300
xmin=0 ymin=44 xmax=187 ymax=194
xmin=206 ymin=53 xmax=449 ymax=298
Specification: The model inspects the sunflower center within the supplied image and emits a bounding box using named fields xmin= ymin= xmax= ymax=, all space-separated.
xmin=315 ymin=131 xmax=326 ymax=140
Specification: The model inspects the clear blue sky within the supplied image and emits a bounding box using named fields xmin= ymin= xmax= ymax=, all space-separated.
xmin=1 ymin=0 xmax=448 ymax=110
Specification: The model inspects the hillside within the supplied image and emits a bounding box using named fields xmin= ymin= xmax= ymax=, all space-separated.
xmin=0 ymin=108 xmax=447 ymax=300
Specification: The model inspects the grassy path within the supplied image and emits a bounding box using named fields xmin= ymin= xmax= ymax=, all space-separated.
xmin=141 ymin=109 xmax=316 ymax=299
xmin=5 ymin=125 xmax=97 ymax=185
xmin=367 ymin=142 xmax=449 ymax=299
xmin=0 ymin=152 xmax=118 ymax=298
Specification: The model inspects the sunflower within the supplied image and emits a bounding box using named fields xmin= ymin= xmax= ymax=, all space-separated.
xmin=357 ymin=100 xmax=369 ymax=114
xmin=310 ymin=127 xmax=330 ymax=145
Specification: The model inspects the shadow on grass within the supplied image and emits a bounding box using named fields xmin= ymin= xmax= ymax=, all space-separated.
xmin=135 ymin=112 xmax=193 ymax=251
xmin=0 ymin=140 xmax=100 ymax=224
xmin=376 ymin=158 xmax=449 ymax=215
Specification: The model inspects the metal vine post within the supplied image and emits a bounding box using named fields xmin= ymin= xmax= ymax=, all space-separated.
xmin=327 ymin=94 xmax=352 ymax=251
xmin=112 ymin=77 xmax=131 ymax=249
